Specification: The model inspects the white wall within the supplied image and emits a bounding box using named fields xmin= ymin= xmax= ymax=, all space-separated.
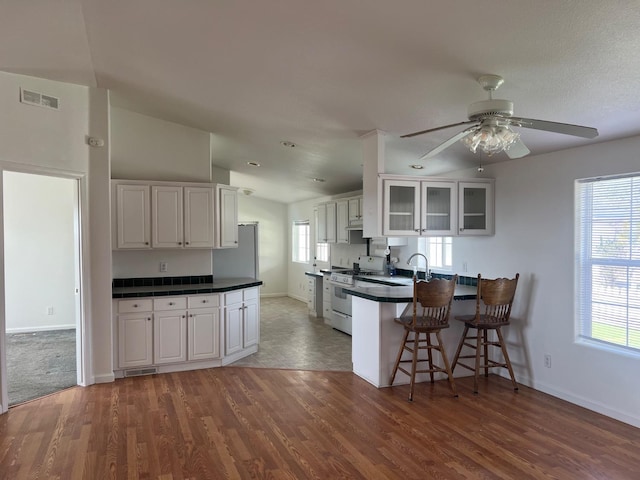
xmin=453 ymin=135 xmax=640 ymax=428
xmin=236 ymin=194 xmax=287 ymax=296
xmin=0 ymin=70 xmax=113 ymax=387
xmin=3 ymin=172 xmax=76 ymax=332
xmin=111 ymin=107 xmax=211 ymax=182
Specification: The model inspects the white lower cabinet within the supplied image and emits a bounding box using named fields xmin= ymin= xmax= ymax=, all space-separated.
xmin=118 ymin=312 xmax=153 ymax=368
xmin=116 ymin=293 xmax=222 ymax=371
xmin=224 ymin=287 xmax=260 ymax=361
xmin=116 ymin=287 xmax=258 ymax=373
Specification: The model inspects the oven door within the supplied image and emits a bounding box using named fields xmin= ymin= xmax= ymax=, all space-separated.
xmin=330 ymin=283 xmax=352 ymax=316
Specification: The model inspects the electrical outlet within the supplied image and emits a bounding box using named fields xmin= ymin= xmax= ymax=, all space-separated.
xmin=159 ymin=262 xmax=168 ymax=273
xmin=462 ymin=261 xmax=468 ymax=272
xmin=47 ymin=306 xmax=54 ymax=315
xmin=544 ymin=354 xmax=552 ymax=368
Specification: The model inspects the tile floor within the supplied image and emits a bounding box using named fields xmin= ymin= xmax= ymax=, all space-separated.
xmin=230 ymin=296 xmax=352 ymax=371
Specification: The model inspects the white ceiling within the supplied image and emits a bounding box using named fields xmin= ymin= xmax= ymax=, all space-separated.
xmin=3 ymin=1 xmax=640 ymax=203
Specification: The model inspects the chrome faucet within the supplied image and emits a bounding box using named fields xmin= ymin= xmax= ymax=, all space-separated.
xmin=407 ymin=253 xmax=430 ymax=280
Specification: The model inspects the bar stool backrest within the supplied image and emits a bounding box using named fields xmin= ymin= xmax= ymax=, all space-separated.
xmin=411 ymin=276 xmax=458 ymax=328
xmin=475 ymin=273 xmax=520 ymax=326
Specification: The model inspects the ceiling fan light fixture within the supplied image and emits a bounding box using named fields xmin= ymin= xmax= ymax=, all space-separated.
xmin=461 ymin=124 xmax=520 ymax=156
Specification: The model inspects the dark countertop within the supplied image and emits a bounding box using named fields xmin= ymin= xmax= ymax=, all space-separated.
xmin=112 ymin=277 xmax=263 ymax=298
xmin=342 ymin=284 xmax=477 ymax=303
xmin=304 ymin=271 xmax=325 ymax=278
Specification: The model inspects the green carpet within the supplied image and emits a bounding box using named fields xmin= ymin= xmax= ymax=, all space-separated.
xmin=6 ymin=329 xmax=77 ymax=406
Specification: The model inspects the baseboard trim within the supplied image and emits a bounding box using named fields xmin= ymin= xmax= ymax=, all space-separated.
xmin=6 ymin=325 xmax=76 ymax=334
xmin=93 ymin=373 xmax=115 ymax=384
xmin=260 ymin=292 xmax=288 ymax=298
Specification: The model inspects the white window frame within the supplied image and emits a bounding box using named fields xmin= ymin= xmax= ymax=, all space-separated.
xmin=292 ymin=220 xmax=310 ymax=264
xmin=419 ymin=236 xmax=453 ymax=271
xmin=576 ymin=173 xmax=640 ymax=353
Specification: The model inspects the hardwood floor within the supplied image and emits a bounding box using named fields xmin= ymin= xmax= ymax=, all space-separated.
xmin=1 ymin=368 xmax=639 ymax=479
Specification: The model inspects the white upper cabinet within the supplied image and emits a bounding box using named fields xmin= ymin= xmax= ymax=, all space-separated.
xmin=152 ymin=185 xmax=184 ymax=248
xmin=336 ymin=200 xmax=349 ymax=244
xmin=381 ymin=176 xmax=493 ymax=237
xmin=184 ymin=186 xmax=214 ymax=248
xmin=116 ymin=184 xmax=151 ymax=249
xmin=113 ymin=180 xmax=222 ymax=250
xmin=458 ymin=181 xmax=494 ymax=235
xmin=348 ymin=196 xmax=363 ymax=226
xmin=316 ymin=202 xmax=337 ymax=243
xmin=421 ymin=181 xmax=457 ymax=236
xmin=383 ymin=180 xmax=421 ymax=236
xmin=216 ymin=185 xmax=238 ymax=248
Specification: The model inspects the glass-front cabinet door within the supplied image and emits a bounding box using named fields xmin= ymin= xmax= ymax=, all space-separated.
xmin=383 ymin=180 xmax=421 ymax=235
xmin=421 ymin=181 xmax=457 ymax=236
xmin=458 ymin=181 xmax=494 ymax=235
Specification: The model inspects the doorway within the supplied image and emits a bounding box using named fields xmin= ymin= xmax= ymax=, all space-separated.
xmin=2 ymin=171 xmax=81 ymax=406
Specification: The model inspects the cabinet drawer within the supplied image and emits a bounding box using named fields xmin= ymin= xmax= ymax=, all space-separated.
xmin=188 ymin=294 xmax=220 ymax=308
xmin=153 ymin=297 xmax=187 ymax=311
xmin=118 ymin=299 xmax=152 ymax=314
xmin=225 ymin=290 xmax=243 ymax=305
xmin=243 ymin=288 xmax=259 ymax=301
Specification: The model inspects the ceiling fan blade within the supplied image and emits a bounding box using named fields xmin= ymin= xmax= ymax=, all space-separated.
xmin=401 ymin=120 xmax=477 ymax=138
xmin=509 ymin=117 xmax=598 ymax=139
xmin=505 ymin=138 xmax=530 ymax=159
xmin=419 ymin=126 xmax=479 ymax=160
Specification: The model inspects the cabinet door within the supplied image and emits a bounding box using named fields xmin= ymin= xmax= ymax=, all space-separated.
xmin=325 ymin=202 xmax=337 ymax=243
xmin=316 ymin=204 xmax=327 ymax=243
xmin=383 ymin=180 xmax=421 ymax=236
xmin=336 ymin=200 xmax=349 ymax=244
xmin=188 ymin=307 xmax=220 ymax=360
xmin=184 ymin=186 xmax=214 ymax=248
xmin=421 ymin=181 xmax=457 ymax=236
xmin=225 ymin=303 xmax=243 ymax=355
xmin=348 ymin=197 xmax=363 ymax=226
xmin=116 ymin=184 xmax=151 ymax=249
xmin=152 ymin=186 xmax=184 ymax=248
xmin=243 ymin=300 xmax=259 ymax=348
xmin=218 ymin=186 xmax=239 ymax=248
xmin=118 ymin=312 xmax=153 ymax=368
xmin=458 ymin=181 xmax=494 ymax=235
xmin=154 ymin=311 xmax=187 ymax=364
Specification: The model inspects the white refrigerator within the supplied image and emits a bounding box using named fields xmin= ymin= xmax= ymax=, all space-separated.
xmin=212 ymin=223 xmax=259 ymax=279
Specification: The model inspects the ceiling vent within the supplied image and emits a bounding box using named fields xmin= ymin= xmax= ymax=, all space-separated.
xmin=20 ymin=88 xmax=60 ymax=110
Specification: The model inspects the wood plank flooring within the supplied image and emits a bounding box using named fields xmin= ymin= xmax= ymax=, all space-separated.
xmin=1 ymin=369 xmax=639 ymax=479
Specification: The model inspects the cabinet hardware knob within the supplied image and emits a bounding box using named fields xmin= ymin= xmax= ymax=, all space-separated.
xmin=178 ymin=242 xmax=182 ymax=245
xmin=182 ymin=315 xmax=185 ymax=318
xmin=147 ymin=317 xmax=151 ymax=321
xmin=234 ymin=241 xmax=238 ymax=244
xmin=185 ymin=242 xmax=189 ymax=245
xmin=202 ymin=300 xmax=207 ymax=303
xmin=414 ymin=229 xmax=420 ymax=232
xmin=145 ymin=242 xmax=149 ymax=245
xmin=133 ymin=304 xmax=138 ymax=308
xmin=169 ymin=302 xmax=174 ymax=305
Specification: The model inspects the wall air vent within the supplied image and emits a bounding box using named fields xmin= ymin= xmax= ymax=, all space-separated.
xmin=20 ymin=88 xmax=60 ymax=110
xmin=124 ymin=367 xmax=158 ymax=377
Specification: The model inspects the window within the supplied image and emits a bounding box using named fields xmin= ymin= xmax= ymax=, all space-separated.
xmin=419 ymin=237 xmax=453 ymax=270
xmin=292 ymin=220 xmax=310 ymax=263
xmin=576 ymin=173 xmax=640 ymax=351
xmin=316 ymin=242 xmax=329 ymax=263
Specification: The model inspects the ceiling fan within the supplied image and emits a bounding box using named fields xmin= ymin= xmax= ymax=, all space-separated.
xmin=402 ymin=74 xmax=598 ymax=160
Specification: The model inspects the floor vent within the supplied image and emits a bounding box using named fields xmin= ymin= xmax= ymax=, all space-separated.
xmin=124 ymin=367 xmax=158 ymax=377
xmin=20 ymin=88 xmax=60 ymax=110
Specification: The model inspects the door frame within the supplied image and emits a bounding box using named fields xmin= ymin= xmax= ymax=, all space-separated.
xmin=0 ymin=163 xmax=90 ymax=413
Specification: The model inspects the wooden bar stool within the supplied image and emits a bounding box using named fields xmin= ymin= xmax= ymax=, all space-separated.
xmin=389 ymin=275 xmax=458 ymax=402
xmin=451 ymin=273 xmax=519 ymax=393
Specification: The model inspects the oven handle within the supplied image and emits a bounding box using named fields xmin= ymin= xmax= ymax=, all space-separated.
xmin=332 ymin=310 xmax=351 ymax=319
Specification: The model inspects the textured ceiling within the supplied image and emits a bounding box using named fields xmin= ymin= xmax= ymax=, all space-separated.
xmin=2 ymin=0 xmax=640 ymax=203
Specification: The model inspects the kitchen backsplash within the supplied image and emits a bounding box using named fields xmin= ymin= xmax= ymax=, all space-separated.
xmin=112 ymin=249 xmax=212 ymax=279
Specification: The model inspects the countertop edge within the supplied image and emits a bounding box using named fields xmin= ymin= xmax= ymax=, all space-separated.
xmin=113 ymin=279 xmax=263 ymax=298
xmin=343 ymin=284 xmax=476 ymax=303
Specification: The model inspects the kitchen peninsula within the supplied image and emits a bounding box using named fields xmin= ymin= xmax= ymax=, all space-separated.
xmin=343 ymin=280 xmax=477 ymax=389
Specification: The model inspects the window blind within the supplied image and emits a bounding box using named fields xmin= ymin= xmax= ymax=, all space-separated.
xmin=576 ymin=174 xmax=640 ymax=351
